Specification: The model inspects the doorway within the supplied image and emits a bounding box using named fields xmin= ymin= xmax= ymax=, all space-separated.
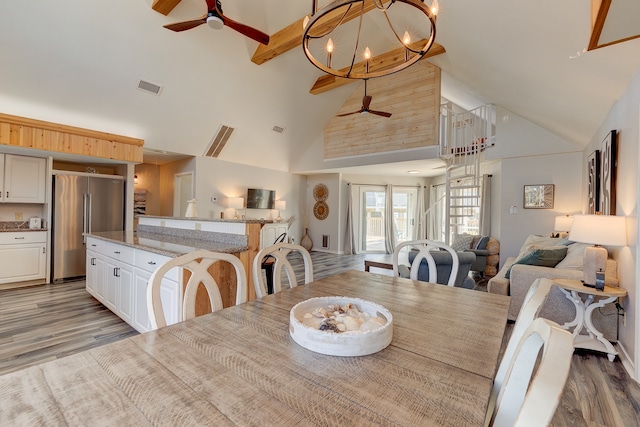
xmin=174 ymin=172 xmax=194 ymax=217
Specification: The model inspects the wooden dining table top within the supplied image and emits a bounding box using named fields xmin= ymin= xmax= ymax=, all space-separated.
xmin=0 ymin=270 xmax=510 ymax=426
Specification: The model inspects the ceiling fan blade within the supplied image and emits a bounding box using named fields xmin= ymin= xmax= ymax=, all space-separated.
xmin=222 ymin=17 xmax=270 ymax=45
xmin=362 ymin=95 xmax=372 ymax=111
xmin=164 ymin=18 xmax=207 ymax=32
xmin=337 ymin=110 xmax=362 ymax=117
xmin=369 ymin=110 xmax=392 ymax=118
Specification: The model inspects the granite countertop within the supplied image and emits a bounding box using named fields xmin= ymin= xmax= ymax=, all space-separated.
xmin=87 ymin=230 xmax=248 ymax=258
xmin=0 ymin=221 xmax=48 ymax=232
xmin=139 ymin=215 xmax=273 ymax=225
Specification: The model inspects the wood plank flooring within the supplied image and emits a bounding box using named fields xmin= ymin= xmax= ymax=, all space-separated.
xmin=0 ymin=252 xmax=639 ymax=426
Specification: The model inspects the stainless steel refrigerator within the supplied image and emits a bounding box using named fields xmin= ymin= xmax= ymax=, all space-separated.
xmin=52 ymin=173 xmax=125 ymax=283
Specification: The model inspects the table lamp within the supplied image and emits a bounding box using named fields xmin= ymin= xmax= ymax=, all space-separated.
xmin=553 ymin=215 xmax=573 ymax=238
xmin=229 ymin=197 xmax=244 ymax=219
xmin=274 ymin=200 xmax=286 ymax=222
xmin=569 ymin=214 xmax=626 ymax=285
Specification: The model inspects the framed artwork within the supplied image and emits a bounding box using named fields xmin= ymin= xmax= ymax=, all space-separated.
xmin=523 ymin=184 xmax=554 ymax=209
xmin=587 ymin=150 xmax=600 ymax=214
xmin=599 ymin=130 xmax=617 ymax=215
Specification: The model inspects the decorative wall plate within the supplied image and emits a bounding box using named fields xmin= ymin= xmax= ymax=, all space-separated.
xmin=313 ymin=201 xmax=329 ymax=220
xmin=313 ymin=183 xmax=328 ymax=201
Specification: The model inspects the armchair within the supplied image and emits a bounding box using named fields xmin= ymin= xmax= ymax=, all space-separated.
xmin=404 ymin=249 xmax=476 ymax=289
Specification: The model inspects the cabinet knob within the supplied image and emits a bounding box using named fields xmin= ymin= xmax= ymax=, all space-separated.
xmin=114 ymin=251 xmax=121 ymax=254
xmin=148 ymin=261 xmax=156 ymax=265
xmin=14 ymin=237 xmax=25 ymax=240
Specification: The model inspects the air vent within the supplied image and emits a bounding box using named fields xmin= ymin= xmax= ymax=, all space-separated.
xmin=272 ymin=125 xmax=285 ymax=133
xmin=137 ymin=79 xmax=163 ymax=96
xmin=204 ymin=125 xmax=235 ymax=158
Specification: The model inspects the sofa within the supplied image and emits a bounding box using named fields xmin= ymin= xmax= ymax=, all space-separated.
xmin=403 ymin=249 xmax=477 ymax=289
xmin=488 ymin=234 xmax=619 ymax=341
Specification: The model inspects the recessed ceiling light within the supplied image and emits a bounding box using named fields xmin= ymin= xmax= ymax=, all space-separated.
xmin=408 ymin=170 xmax=420 ymax=174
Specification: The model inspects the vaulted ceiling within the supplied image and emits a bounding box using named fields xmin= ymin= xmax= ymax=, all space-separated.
xmin=1 ymin=0 xmax=639 ymax=177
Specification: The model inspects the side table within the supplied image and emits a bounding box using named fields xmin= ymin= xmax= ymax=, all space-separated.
xmin=552 ymin=278 xmax=627 ymax=362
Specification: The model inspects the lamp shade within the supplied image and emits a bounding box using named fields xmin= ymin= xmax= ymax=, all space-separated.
xmin=229 ymin=197 xmax=244 ymax=209
xmin=569 ymin=215 xmax=627 ymax=246
xmin=554 ymin=215 xmax=573 ymax=232
xmin=275 ymin=200 xmax=286 ymax=211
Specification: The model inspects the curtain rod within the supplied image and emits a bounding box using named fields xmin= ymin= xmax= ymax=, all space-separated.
xmin=347 ymin=183 xmax=426 ymax=188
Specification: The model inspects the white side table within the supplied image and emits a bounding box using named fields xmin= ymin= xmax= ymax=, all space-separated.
xmin=552 ymin=278 xmax=627 ymax=362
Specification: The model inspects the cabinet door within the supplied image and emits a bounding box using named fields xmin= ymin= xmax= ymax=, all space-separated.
xmin=105 ymin=258 xmax=119 ymax=311
xmin=0 ymin=153 xmax=4 ymax=202
xmin=86 ymin=250 xmax=98 ymax=297
xmin=133 ymin=269 xmax=152 ymax=333
xmin=93 ymin=255 xmax=106 ymax=302
xmin=160 ymin=278 xmax=181 ymax=326
xmin=0 ymin=243 xmax=46 ymax=284
xmin=261 ymin=224 xmax=289 ymax=249
xmin=117 ymin=262 xmax=134 ymax=324
xmin=3 ymin=155 xmax=46 ymax=203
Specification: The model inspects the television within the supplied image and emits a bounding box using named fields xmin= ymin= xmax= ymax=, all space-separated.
xmin=246 ymin=188 xmax=275 ymax=209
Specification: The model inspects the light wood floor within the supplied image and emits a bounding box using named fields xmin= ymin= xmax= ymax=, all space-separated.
xmin=1 ymin=252 xmax=639 ymax=426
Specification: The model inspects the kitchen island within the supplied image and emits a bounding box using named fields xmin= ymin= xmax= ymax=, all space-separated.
xmin=86 ymin=216 xmax=271 ymax=332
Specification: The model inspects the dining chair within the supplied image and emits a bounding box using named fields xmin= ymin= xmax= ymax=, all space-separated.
xmin=147 ymin=250 xmax=247 ymax=329
xmin=261 ymin=232 xmax=288 ymax=294
xmin=485 ymin=278 xmax=555 ymax=425
xmin=253 ymin=242 xmax=313 ymax=298
xmin=487 ymin=317 xmax=574 ymax=427
xmin=392 ymin=239 xmax=460 ymax=286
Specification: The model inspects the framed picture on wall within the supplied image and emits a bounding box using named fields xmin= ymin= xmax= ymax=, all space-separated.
xmin=523 ymin=184 xmax=554 ymax=209
xmin=599 ymin=130 xmax=617 ymax=215
xmin=587 ymin=149 xmax=600 ymax=214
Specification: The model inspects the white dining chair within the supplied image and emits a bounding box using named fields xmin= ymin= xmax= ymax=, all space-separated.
xmin=485 ymin=278 xmax=556 ymax=425
xmin=487 ymin=317 xmax=574 ymax=427
xmin=392 ymin=239 xmax=459 ymax=286
xmin=252 ymin=242 xmax=313 ymax=298
xmin=147 ymin=250 xmax=247 ymax=329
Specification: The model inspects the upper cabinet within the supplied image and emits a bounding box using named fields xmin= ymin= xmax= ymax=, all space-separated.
xmin=0 ymin=154 xmax=47 ymax=203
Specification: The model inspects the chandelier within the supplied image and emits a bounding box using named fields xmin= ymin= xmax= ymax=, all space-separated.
xmin=302 ymin=0 xmax=438 ymax=80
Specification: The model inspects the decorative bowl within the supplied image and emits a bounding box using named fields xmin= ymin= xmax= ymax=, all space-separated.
xmin=289 ymin=296 xmax=393 ymax=356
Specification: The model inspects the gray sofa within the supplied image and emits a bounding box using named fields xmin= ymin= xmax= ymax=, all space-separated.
xmin=405 ymin=249 xmax=476 ymax=288
xmin=488 ymin=235 xmax=619 ymax=341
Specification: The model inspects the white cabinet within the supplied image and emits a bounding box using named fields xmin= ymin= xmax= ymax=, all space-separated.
xmin=0 ymin=231 xmax=46 ymax=284
xmin=85 ymin=236 xmax=182 ymax=333
xmin=261 ymin=223 xmax=289 ymax=249
xmin=0 ymin=154 xmax=46 ymax=203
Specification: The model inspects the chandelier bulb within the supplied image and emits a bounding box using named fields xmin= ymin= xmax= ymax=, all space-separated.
xmin=327 ymin=38 xmax=334 ymax=53
xmin=403 ymin=31 xmax=411 ymax=46
xmin=431 ymin=0 xmax=439 ymax=16
xmin=364 ymin=47 xmax=371 ymax=60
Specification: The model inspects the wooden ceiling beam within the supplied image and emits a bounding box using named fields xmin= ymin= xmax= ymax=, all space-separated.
xmin=251 ymin=0 xmax=390 ymax=65
xmin=310 ymin=41 xmax=446 ymax=94
xmin=152 ymin=0 xmax=183 ymax=16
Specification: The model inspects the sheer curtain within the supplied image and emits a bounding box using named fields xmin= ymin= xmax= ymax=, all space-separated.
xmin=384 ymin=184 xmax=395 ymax=253
xmin=414 ymin=186 xmax=426 ymax=240
xmin=344 ymin=183 xmax=358 ymax=254
xmin=479 ymin=174 xmax=492 ymax=236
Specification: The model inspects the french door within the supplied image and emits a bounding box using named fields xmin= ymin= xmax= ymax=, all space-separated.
xmin=356 ymin=186 xmax=418 ymax=253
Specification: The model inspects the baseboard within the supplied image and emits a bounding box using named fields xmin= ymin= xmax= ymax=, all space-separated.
xmin=617 ymin=341 xmax=638 ymax=384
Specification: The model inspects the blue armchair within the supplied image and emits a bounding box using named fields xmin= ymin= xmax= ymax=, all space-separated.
xmin=405 ymin=249 xmax=476 ymax=289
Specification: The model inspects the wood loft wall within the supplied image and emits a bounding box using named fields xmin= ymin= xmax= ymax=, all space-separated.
xmin=0 ymin=113 xmax=144 ymax=163
xmin=324 ymin=61 xmax=441 ymax=159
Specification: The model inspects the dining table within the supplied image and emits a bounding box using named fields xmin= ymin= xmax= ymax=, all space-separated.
xmin=0 ymin=270 xmax=510 ymax=426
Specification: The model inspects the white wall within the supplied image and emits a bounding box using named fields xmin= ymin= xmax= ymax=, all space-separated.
xmin=497 ymin=152 xmax=583 ymax=266
xmin=582 ymin=67 xmax=640 ymax=380
xmin=193 ymin=157 xmax=307 ymax=244
xmin=305 ymin=174 xmax=341 ymax=253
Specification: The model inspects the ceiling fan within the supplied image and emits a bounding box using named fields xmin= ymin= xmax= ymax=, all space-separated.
xmin=163 ymin=0 xmax=270 ymax=45
xmin=337 ymin=80 xmax=392 ymax=118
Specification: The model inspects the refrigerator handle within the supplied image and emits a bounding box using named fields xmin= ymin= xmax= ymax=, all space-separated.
xmin=87 ymin=193 xmax=93 ymax=235
xmin=82 ymin=193 xmax=89 ymax=244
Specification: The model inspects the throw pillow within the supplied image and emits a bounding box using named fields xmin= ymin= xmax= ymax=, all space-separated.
xmin=516 ymin=234 xmax=566 ymax=260
xmin=451 ymin=233 xmax=474 ymax=252
xmin=555 ymin=243 xmax=590 ymax=270
xmin=505 ymin=246 xmax=568 ymax=279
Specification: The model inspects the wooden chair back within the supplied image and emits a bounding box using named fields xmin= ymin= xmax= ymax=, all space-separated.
xmin=147 ymin=250 xmax=247 ymax=329
xmin=253 ymin=243 xmax=313 ymax=298
xmin=488 ymin=317 xmax=574 ymax=427
xmin=392 ymin=239 xmax=459 ymax=286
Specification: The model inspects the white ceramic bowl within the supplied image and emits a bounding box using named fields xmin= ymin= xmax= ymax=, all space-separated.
xmin=289 ymin=296 xmax=393 ymax=356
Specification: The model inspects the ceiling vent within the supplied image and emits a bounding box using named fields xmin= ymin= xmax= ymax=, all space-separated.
xmin=204 ymin=125 xmax=235 ymax=158
xmin=137 ymin=79 xmax=163 ymax=96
